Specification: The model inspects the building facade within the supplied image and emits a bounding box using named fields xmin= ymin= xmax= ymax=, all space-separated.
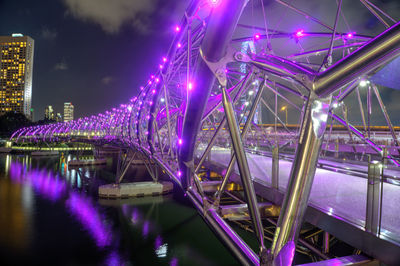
xmin=56 ymin=112 xmax=62 ymax=122
xmin=44 ymin=105 xmax=54 ymax=120
xmin=63 ymin=102 xmax=74 ymax=122
xmin=0 ymin=34 xmax=34 ymax=118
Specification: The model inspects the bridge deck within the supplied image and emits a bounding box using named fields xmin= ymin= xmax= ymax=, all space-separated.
xmin=198 ymin=149 xmax=400 ymax=252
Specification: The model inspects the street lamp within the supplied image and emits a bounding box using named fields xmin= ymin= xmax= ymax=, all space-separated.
xmin=281 ymin=106 xmax=288 ymax=125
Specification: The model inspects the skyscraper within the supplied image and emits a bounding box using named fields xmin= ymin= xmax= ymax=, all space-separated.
xmin=64 ymin=102 xmax=74 ymax=122
xmin=0 ymin=34 xmax=34 ymax=118
xmin=56 ymin=112 xmax=62 ymax=122
xmin=45 ymin=105 xmax=54 ymax=120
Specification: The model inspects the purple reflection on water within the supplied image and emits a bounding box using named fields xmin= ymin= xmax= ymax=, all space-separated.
xmin=170 ymin=257 xmax=178 ymax=266
xmin=155 ymin=235 xmax=163 ymax=250
xmin=143 ymin=220 xmax=149 ymax=238
xmin=66 ymin=192 xmax=112 ymax=248
xmin=9 ymin=162 xmax=66 ymax=202
xmin=105 ymin=251 xmax=123 ymax=266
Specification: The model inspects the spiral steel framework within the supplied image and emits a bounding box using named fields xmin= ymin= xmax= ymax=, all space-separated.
xmin=11 ymin=0 xmax=400 ymax=264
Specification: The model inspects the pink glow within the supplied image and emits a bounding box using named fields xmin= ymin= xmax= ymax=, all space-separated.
xmin=152 ymin=89 xmax=156 ymax=94
xmin=295 ymin=29 xmax=305 ymax=38
xmin=188 ymin=82 xmax=193 ymax=91
xmin=254 ymin=33 xmax=261 ymax=40
xmin=162 ymin=57 xmax=167 ymax=63
xmin=148 ymin=80 xmax=152 ymax=85
xmin=346 ymin=32 xmax=354 ymax=39
xmin=140 ymin=87 xmax=144 ymax=91
xmin=175 ymin=25 xmax=181 ymax=32
xmin=209 ymin=0 xmax=220 ymax=7
xmin=178 ymin=138 xmax=183 ymax=145
xmin=151 ymin=75 xmax=155 ymax=79
xmin=155 ymin=78 xmax=160 ymax=83
xmin=177 ymin=171 xmax=182 ymax=177
xmin=177 ymin=42 xmax=182 ymax=48
xmin=159 ymin=64 xmax=163 ymax=69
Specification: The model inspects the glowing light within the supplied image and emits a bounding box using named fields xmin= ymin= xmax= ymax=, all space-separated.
xmin=177 ymin=171 xmax=182 ymax=177
xmin=148 ymin=80 xmax=152 ymax=85
xmin=178 ymin=138 xmax=183 ymax=145
xmin=159 ymin=64 xmax=163 ymax=69
xmin=162 ymin=57 xmax=167 ymax=63
xmin=152 ymin=89 xmax=156 ymax=94
xmin=188 ymin=82 xmax=193 ymax=91
xmin=209 ymin=0 xmax=221 ymax=6
xmin=346 ymin=32 xmax=354 ymax=39
xmin=155 ymin=78 xmax=160 ymax=83
xmin=248 ymin=90 xmax=254 ymax=96
xmin=160 ymin=98 xmax=165 ymax=102
xmin=177 ymin=43 xmax=182 ymax=48
xmin=175 ymin=25 xmax=181 ymax=32
xmin=295 ymin=29 xmax=305 ymax=38
xmin=151 ymin=75 xmax=155 ymax=79
xmin=254 ymin=33 xmax=261 ymax=40
xmin=359 ymin=80 xmax=369 ymax=87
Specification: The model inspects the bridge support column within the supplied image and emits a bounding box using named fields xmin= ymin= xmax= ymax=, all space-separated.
xmin=272 ymin=146 xmax=279 ymax=189
xmin=366 ymin=159 xmax=383 ymax=235
xmin=271 ymin=92 xmax=331 ymax=265
xmin=221 ymin=86 xmax=266 ymax=258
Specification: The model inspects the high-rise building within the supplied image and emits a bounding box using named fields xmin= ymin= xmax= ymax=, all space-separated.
xmin=0 ymin=34 xmax=34 ymax=118
xmin=63 ymin=102 xmax=74 ymax=122
xmin=45 ymin=105 xmax=54 ymax=120
xmin=56 ymin=112 xmax=62 ymax=122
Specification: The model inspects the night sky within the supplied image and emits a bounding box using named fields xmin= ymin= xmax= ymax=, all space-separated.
xmin=0 ymin=0 xmax=186 ymax=120
xmin=1 ymin=0 xmax=400 ymax=125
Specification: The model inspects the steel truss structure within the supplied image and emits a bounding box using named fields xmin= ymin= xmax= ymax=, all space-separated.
xmin=11 ymin=0 xmax=400 ymax=264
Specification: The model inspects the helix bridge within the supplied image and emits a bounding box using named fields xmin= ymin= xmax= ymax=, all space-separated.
xmin=9 ymin=0 xmax=400 ymax=264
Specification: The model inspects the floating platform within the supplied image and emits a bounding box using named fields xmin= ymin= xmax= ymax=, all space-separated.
xmin=31 ymin=150 xmax=59 ymax=156
xmin=68 ymin=158 xmax=107 ymax=167
xmin=99 ymin=181 xmax=173 ymax=198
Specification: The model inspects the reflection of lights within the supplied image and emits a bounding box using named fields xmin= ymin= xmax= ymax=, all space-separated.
xmin=248 ymin=90 xmax=254 ymax=96
xmin=155 ymin=243 xmax=168 ymax=258
xmin=143 ymin=221 xmax=149 ymax=238
xmin=66 ymin=192 xmax=111 ymax=248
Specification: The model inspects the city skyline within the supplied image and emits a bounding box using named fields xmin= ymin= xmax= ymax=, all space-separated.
xmin=0 ymin=34 xmax=34 ymax=118
xmin=0 ymin=0 xmax=186 ymax=120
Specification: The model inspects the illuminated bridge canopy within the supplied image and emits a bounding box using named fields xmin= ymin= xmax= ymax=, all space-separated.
xmin=11 ymin=0 xmax=400 ymax=265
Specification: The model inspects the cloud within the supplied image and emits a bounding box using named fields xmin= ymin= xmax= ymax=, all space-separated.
xmin=63 ymin=0 xmax=157 ymax=34
xmin=54 ymin=61 xmax=68 ymax=71
xmin=101 ymin=76 xmax=114 ymax=85
xmin=41 ymin=27 xmax=57 ymax=40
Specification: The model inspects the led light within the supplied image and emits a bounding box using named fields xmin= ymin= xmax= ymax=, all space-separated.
xmin=209 ymin=0 xmax=220 ymax=6
xmin=152 ymin=89 xmax=156 ymax=94
xmin=248 ymin=90 xmax=254 ymax=95
xmin=188 ymin=82 xmax=193 ymax=91
xmin=178 ymin=138 xmax=183 ymax=145
xmin=295 ymin=29 xmax=305 ymax=38
xmin=162 ymin=57 xmax=167 ymax=63
xmin=254 ymin=33 xmax=261 ymax=40
xmin=346 ymin=32 xmax=354 ymax=39
xmin=359 ymin=80 xmax=368 ymax=87
xmin=175 ymin=25 xmax=181 ymax=32
xmin=177 ymin=42 xmax=182 ymax=48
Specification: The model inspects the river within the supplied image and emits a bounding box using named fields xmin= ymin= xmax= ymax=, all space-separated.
xmin=0 ymin=153 xmax=239 ymax=266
